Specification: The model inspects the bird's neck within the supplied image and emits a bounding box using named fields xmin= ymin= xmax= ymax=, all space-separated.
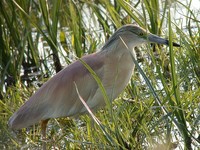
xmin=100 ymin=38 xmax=136 ymax=59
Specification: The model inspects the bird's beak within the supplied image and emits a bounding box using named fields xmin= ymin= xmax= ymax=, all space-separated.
xmin=148 ymin=33 xmax=180 ymax=47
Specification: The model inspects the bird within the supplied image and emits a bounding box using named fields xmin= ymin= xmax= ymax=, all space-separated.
xmin=8 ymin=24 xmax=180 ymax=148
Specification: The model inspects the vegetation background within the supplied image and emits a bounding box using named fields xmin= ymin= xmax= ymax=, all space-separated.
xmin=0 ymin=0 xmax=199 ymax=149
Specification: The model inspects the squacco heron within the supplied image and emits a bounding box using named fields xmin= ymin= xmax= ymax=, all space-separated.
xmin=8 ymin=24 xmax=180 ymax=145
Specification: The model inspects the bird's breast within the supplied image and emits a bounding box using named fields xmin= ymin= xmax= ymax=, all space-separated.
xmin=102 ymin=49 xmax=135 ymax=100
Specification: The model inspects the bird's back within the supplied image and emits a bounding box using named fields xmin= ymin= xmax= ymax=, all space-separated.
xmin=8 ymin=53 xmax=105 ymax=129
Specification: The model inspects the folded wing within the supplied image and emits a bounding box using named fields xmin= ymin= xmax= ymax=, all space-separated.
xmin=8 ymin=53 xmax=104 ymax=129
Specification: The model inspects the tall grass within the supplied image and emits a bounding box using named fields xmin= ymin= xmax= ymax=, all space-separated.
xmin=0 ymin=0 xmax=199 ymax=149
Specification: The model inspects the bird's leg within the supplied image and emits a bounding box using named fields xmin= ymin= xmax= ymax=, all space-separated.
xmin=41 ymin=119 xmax=49 ymax=150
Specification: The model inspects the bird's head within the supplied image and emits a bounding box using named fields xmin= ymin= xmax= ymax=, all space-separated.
xmin=101 ymin=24 xmax=180 ymax=51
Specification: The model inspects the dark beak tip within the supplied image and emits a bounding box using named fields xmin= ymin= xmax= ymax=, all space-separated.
xmin=172 ymin=42 xmax=181 ymax=47
xmin=166 ymin=40 xmax=180 ymax=47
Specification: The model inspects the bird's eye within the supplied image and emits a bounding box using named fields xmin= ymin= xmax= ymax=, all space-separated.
xmin=139 ymin=32 xmax=144 ymax=36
